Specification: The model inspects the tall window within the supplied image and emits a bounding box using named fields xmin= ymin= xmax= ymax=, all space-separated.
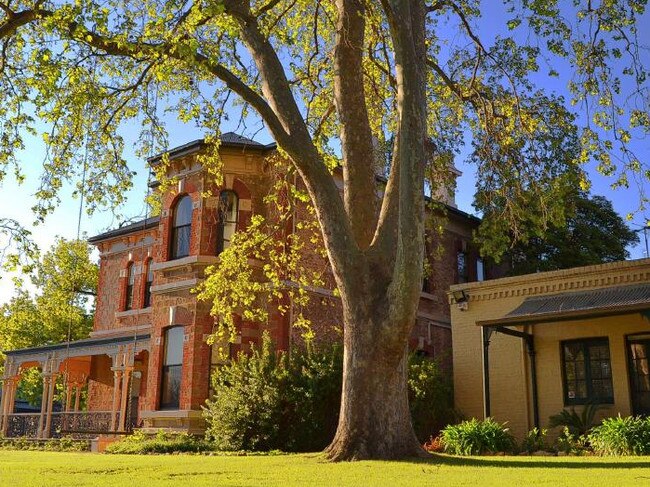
xmin=170 ymin=195 xmax=193 ymax=259
xmin=457 ymin=251 xmax=468 ymax=283
xmin=143 ymin=259 xmax=153 ymax=308
xmin=561 ymin=338 xmax=614 ymax=405
xmin=160 ymin=326 xmax=184 ymax=409
xmin=217 ymin=190 xmax=239 ymax=254
xmin=125 ymin=263 xmax=135 ymax=310
xmin=476 ymin=258 xmax=485 ymax=282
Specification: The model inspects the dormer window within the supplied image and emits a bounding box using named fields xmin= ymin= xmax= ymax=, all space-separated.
xmin=170 ymin=195 xmax=192 ymax=259
xmin=217 ymin=190 xmax=239 ymax=254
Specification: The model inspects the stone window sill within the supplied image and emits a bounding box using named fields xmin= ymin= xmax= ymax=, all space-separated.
xmin=115 ymin=307 xmax=152 ymax=319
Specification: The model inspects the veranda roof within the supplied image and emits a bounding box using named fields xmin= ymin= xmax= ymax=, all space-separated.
xmin=477 ymin=282 xmax=650 ymax=327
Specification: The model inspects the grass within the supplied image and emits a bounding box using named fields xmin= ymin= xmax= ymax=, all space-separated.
xmin=2 ymin=450 xmax=650 ymax=486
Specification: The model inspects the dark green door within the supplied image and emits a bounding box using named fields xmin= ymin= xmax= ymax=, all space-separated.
xmin=628 ymin=337 xmax=650 ymax=416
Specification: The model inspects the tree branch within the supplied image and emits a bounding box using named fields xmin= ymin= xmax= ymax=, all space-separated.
xmin=334 ymin=0 xmax=377 ymax=249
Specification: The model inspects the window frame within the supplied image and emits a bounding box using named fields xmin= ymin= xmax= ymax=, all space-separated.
xmin=124 ymin=262 xmax=135 ymax=311
xmin=159 ymin=326 xmax=185 ymax=410
xmin=169 ymin=195 xmax=193 ymax=260
xmin=560 ymin=337 xmax=614 ymax=406
xmin=216 ymin=190 xmax=239 ymax=255
xmin=456 ymin=251 xmax=469 ymax=284
xmin=142 ymin=258 xmax=154 ymax=308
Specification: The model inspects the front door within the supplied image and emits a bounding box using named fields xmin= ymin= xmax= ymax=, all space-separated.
xmin=627 ymin=336 xmax=650 ymax=416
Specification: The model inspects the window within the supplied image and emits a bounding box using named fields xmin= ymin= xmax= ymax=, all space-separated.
xmin=457 ymin=251 xmax=468 ymax=283
xmin=143 ymin=259 xmax=153 ymax=308
xmin=217 ymin=190 xmax=239 ymax=254
xmin=160 ymin=326 xmax=184 ymax=409
xmin=561 ymin=338 xmax=614 ymax=405
xmin=170 ymin=195 xmax=193 ymax=259
xmin=125 ymin=263 xmax=135 ymax=310
xmin=476 ymin=258 xmax=485 ymax=282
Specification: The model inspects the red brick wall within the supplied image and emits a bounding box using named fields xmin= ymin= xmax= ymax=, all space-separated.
xmin=89 ymin=147 xmax=494 ymax=417
xmin=87 ymin=355 xmax=114 ymax=411
xmin=94 ymin=236 xmax=155 ymax=333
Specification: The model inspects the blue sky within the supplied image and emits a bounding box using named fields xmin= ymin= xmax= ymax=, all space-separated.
xmin=0 ymin=3 xmax=649 ymax=304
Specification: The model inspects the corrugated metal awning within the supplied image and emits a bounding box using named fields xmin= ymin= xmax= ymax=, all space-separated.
xmin=477 ymin=283 xmax=650 ymax=327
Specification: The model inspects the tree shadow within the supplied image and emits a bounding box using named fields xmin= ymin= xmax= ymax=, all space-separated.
xmin=395 ymin=454 xmax=650 ymax=470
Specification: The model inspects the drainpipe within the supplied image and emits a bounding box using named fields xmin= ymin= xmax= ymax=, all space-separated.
xmin=526 ymin=335 xmax=540 ymax=430
xmin=482 ymin=327 xmax=492 ymax=419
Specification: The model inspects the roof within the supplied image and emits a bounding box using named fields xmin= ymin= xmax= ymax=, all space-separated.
xmin=147 ymin=132 xmax=276 ymax=164
xmin=3 ymin=334 xmax=151 ymax=356
xmin=373 ymin=173 xmax=481 ymax=225
xmin=88 ymin=216 xmax=160 ymax=244
xmin=478 ymin=282 xmax=650 ymax=327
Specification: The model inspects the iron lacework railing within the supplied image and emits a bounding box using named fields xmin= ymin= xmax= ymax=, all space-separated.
xmin=5 ymin=413 xmax=40 ymax=438
xmin=4 ymin=410 xmax=140 ymax=439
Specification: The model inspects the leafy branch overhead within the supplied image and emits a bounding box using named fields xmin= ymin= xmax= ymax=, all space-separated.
xmin=0 ymin=0 xmax=648 ymax=460
xmin=0 ymin=1 xmax=647 ymax=256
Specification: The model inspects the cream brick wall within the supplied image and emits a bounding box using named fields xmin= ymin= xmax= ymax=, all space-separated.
xmin=450 ymin=258 xmax=650 ymax=439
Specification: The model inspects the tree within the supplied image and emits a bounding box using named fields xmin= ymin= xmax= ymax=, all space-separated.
xmin=0 ymin=0 xmax=648 ymax=459
xmin=0 ymin=238 xmax=98 ymax=403
xmin=508 ymin=193 xmax=639 ymax=275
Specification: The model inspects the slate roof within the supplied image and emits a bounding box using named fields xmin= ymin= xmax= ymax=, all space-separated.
xmin=87 ymin=216 xmax=160 ymax=244
xmin=478 ymin=283 xmax=650 ymax=326
xmin=147 ymin=131 xmax=275 ymax=164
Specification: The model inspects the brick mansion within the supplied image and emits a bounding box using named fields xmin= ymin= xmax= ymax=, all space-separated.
xmin=0 ymin=133 xmax=492 ymax=438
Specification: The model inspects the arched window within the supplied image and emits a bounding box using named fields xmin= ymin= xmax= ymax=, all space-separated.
xmin=217 ymin=190 xmax=239 ymax=254
xmin=170 ymin=195 xmax=193 ymax=259
xmin=125 ymin=263 xmax=135 ymax=310
xmin=160 ymin=326 xmax=184 ymax=410
xmin=143 ymin=259 xmax=154 ymax=308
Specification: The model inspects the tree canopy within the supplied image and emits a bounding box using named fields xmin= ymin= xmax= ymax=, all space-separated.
xmin=0 ymin=0 xmax=648 ymax=460
xmin=0 ymin=238 xmax=97 ymax=403
xmin=508 ymin=193 xmax=640 ymax=275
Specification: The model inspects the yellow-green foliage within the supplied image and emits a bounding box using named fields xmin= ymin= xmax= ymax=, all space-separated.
xmin=196 ymin=164 xmax=328 ymax=348
xmin=0 ymin=238 xmax=97 ymax=403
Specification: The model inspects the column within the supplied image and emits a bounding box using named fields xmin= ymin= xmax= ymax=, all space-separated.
xmin=0 ymin=378 xmax=15 ymax=435
xmin=110 ymin=370 xmax=123 ymax=432
xmin=118 ymin=368 xmax=133 ymax=432
xmin=73 ymin=385 xmax=82 ymax=412
xmin=0 ymin=379 xmax=8 ymax=434
xmin=43 ymin=373 xmax=57 ymax=439
xmin=37 ymin=375 xmax=50 ymax=438
xmin=65 ymin=383 xmax=73 ymax=412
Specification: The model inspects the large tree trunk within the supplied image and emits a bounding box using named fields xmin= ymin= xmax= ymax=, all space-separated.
xmin=326 ymin=281 xmax=427 ymax=461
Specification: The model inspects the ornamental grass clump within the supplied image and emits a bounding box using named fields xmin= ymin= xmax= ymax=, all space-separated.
xmin=588 ymin=415 xmax=650 ymax=456
xmin=440 ymin=418 xmax=515 ymax=456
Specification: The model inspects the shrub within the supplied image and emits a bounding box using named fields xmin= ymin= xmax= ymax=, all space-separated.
xmin=588 ymin=415 xmax=650 ymax=456
xmin=0 ymin=436 xmax=89 ymax=452
xmin=548 ymin=403 xmax=603 ymax=437
xmin=422 ymin=435 xmax=444 ymax=453
xmin=440 ymin=418 xmax=515 ymax=456
xmin=520 ymin=427 xmax=547 ymax=454
xmin=203 ymin=333 xmax=342 ymax=452
xmin=408 ymin=353 xmax=457 ymax=442
xmin=204 ymin=334 xmax=455 ymax=452
xmin=105 ymin=431 xmax=215 ymax=454
xmin=555 ymin=427 xmax=589 ymax=455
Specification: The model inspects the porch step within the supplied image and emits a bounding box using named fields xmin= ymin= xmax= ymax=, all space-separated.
xmin=90 ymin=435 xmax=122 ymax=453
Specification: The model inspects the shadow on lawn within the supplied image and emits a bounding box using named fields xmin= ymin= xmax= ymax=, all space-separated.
xmin=397 ymin=454 xmax=650 ymax=470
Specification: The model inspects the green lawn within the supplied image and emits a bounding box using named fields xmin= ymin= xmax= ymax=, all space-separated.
xmin=1 ymin=451 xmax=650 ymax=486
